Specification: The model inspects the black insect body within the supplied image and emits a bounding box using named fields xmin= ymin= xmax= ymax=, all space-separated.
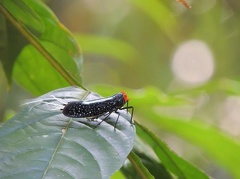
xmin=61 ymin=92 xmax=134 ymax=128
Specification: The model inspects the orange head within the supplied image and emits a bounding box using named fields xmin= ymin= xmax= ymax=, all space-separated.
xmin=122 ymin=90 xmax=130 ymax=102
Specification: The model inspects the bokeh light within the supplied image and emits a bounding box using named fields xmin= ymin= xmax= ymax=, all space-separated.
xmin=171 ymin=40 xmax=215 ymax=85
xmin=221 ymin=96 xmax=240 ymax=136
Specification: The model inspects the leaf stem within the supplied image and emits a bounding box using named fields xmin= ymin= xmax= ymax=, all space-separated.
xmin=127 ymin=151 xmax=154 ymax=179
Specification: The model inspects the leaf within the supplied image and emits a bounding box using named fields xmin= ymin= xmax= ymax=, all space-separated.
xmin=12 ymin=45 xmax=69 ymax=95
xmin=12 ymin=42 xmax=83 ymax=95
xmin=122 ymin=150 xmax=170 ymax=179
xmin=0 ymin=0 xmax=84 ymax=93
xmin=0 ymin=87 xmax=135 ymax=179
xmin=170 ymin=78 xmax=240 ymax=96
xmin=74 ymin=34 xmax=141 ymax=63
xmin=145 ymin=112 xmax=240 ymax=179
xmin=136 ymin=121 xmax=209 ymax=179
xmin=0 ymin=14 xmax=28 ymax=86
xmin=126 ymin=151 xmax=155 ymax=179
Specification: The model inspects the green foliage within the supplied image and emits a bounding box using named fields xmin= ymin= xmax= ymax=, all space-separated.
xmin=1 ymin=0 xmax=240 ymax=179
xmin=123 ymin=151 xmax=156 ymax=179
xmin=0 ymin=0 xmax=84 ymax=94
xmin=136 ymin=122 xmax=208 ymax=179
xmin=74 ymin=34 xmax=141 ymax=64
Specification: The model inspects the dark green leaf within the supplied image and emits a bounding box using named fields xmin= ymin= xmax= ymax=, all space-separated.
xmin=136 ymin=121 xmax=209 ymax=179
xmin=121 ymin=150 xmax=171 ymax=179
xmin=0 ymin=14 xmax=28 ymax=85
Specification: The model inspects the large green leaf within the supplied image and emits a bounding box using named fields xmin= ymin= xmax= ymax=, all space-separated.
xmin=12 ymin=41 xmax=83 ymax=95
xmin=0 ymin=87 xmax=135 ymax=178
xmin=0 ymin=0 xmax=84 ymax=93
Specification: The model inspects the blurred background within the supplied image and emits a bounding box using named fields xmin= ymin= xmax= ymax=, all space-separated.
xmin=1 ymin=0 xmax=240 ymax=178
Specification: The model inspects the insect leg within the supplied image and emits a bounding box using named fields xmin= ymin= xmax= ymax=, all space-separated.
xmin=114 ymin=111 xmax=121 ymax=130
xmin=97 ymin=109 xmax=131 ymax=130
xmin=93 ymin=112 xmax=113 ymax=129
xmin=120 ymin=106 xmax=134 ymax=124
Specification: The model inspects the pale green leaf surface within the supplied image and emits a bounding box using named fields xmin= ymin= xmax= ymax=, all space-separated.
xmin=0 ymin=87 xmax=135 ymax=179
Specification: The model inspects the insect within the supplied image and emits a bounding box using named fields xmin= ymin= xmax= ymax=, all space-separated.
xmin=61 ymin=91 xmax=134 ymax=129
xmin=177 ymin=0 xmax=191 ymax=9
